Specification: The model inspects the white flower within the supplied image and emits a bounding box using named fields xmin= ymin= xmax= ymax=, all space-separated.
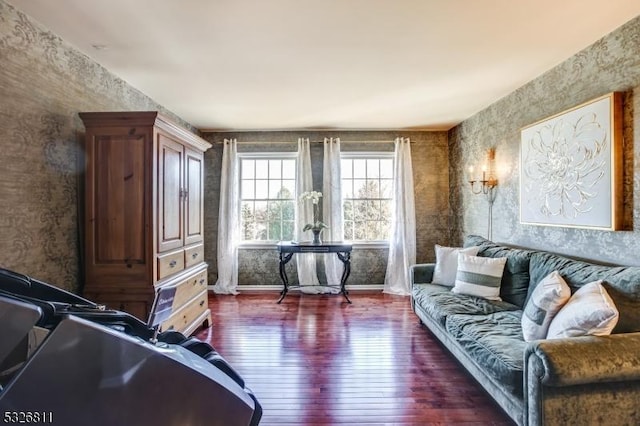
xmin=299 ymin=191 xmax=327 ymax=231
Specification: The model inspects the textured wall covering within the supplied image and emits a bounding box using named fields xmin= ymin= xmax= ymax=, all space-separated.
xmin=0 ymin=0 xmax=194 ymax=292
xmin=203 ymin=131 xmax=449 ymax=287
xmin=450 ymin=15 xmax=640 ymax=266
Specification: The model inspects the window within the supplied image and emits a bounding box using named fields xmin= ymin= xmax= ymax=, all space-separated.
xmin=341 ymin=153 xmax=394 ymax=241
xmin=240 ymin=154 xmax=296 ymax=242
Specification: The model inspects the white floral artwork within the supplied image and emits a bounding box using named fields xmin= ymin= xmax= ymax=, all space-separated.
xmin=520 ymin=93 xmax=622 ymax=230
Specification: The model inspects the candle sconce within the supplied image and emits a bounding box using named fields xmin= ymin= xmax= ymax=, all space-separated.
xmin=468 ymin=148 xmax=498 ymax=196
xmin=468 ymin=148 xmax=498 ymax=240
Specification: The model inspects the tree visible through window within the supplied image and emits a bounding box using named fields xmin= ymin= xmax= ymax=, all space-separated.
xmin=341 ymin=155 xmax=394 ymax=241
xmin=240 ymin=156 xmax=296 ymax=241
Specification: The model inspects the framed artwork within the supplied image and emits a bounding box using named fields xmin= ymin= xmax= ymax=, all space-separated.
xmin=520 ymin=92 xmax=623 ymax=230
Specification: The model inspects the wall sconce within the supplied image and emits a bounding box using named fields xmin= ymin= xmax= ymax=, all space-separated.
xmin=468 ymin=148 xmax=498 ymax=196
xmin=468 ymin=148 xmax=498 ymax=240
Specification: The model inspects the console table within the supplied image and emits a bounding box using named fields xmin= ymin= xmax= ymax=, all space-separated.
xmin=276 ymin=241 xmax=353 ymax=304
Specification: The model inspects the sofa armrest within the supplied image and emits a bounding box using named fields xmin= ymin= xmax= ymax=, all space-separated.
xmin=524 ymin=332 xmax=640 ymax=386
xmin=410 ymin=263 xmax=435 ymax=286
xmin=524 ymin=333 xmax=640 ymax=426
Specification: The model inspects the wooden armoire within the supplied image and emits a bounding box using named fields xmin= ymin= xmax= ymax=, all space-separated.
xmin=80 ymin=111 xmax=212 ymax=335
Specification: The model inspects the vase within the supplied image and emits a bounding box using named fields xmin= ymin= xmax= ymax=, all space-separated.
xmin=311 ymin=228 xmax=322 ymax=245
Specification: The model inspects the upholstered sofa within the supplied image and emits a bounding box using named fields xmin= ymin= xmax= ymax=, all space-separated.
xmin=410 ymin=235 xmax=640 ymax=426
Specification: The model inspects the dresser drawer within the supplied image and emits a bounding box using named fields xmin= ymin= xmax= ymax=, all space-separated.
xmin=161 ymin=290 xmax=208 ymax=332
xmin=172 ymin=269 xmax=207 ymax=311
xmin=157 ymin=249 xmax=185 ymax=280
xmin=184 ymin=244 xmax=204 ymax=268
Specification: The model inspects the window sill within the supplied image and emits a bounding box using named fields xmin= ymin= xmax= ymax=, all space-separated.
xmin=238 ymin=241 xmax=389 ymax=250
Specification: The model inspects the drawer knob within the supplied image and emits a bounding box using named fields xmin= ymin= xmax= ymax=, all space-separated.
xmin=169 ymin=260 xmax=177 ymax=268
xmin=199 ymin=279 xmax=205 ymax=285
xmin=199 ymin=300 xmax=205 ymax=307
xmin=192 ymin=252 xmax=199 ymax=259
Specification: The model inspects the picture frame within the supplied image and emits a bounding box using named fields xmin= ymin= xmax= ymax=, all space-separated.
xmin=520 ymin=92 xmax=623 ymax=230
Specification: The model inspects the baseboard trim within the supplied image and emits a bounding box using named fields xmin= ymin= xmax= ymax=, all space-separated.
xmin=208 ymin=284 xmax=385 ymax=291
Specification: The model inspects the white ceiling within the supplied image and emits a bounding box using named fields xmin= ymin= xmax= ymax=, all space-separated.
xmin=12 ymin=0 xmax=640 ymax=131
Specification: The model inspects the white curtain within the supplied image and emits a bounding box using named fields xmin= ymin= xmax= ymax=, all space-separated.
xmin=383 ymin=137 xmax=416 ymax=296
xmin=323 ymin=137 xmax=343 ymax=289
xmin=214 ymin=138 xmax=240 ymax=295
xmin=295 ymin=138 xmax=321 ymax=290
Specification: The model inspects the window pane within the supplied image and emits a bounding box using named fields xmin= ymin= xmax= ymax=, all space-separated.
xmin=282 ymin=221 xmax=294 ymax=240
xmin=282 ymin=180 xmax=295 ymax=199
xmin=255 ymin=160 xmax=268 ymax=178
xmin=353 ymin=200 xmax=366 ymax=222
xmin=267 ymin=201 xmax=281 ymax=221
xmin=380 ymin=159 xmax=393 ymax=178
xmin=341 ymin=159 xmax=352 ymax=179
xmin=282 ymin=160 xmax=296 ymax=179
xmin=241 ymin=202 xmax=254 ymax=240
xmin=366 ymin=179 xmax=380 ymax=198
xmin=255 ymin=180 xmax=268 ymax=199
xmin=381 ymin=220 xmax=391 ymax=240
xmin=354 ymin=221 xmax=366 ymax=240
xmin=353 ymin=179 xmax=367 ymax=197
xmin=380 ymin=179 xmax=393 ymax=198
xmin=366 ymin=159 xmax=379 ymax=178
xmin=241 ymin=160 xmax=255 ymax=179
xmin=343 ymin=200 xmax=353 ymax=221
xmin=353 ymin=159 xmax=366 ymax=178
xmin=269 ymin=180 xmax=283 ymax=199
xmin=366 ymin=221 xmax=381 ymax=240
xmin=380 ymin=200 xmax=392 ymax=218
xmin=255 ymin=222 xmax=267 ymax=240
xmin=254 ymin=201 xmax=268 ymax=221
xmin=282 ymin=201 xmax=294 ymax=220
xmin=342 ymin=179 xmax=353 ymax=198
xmin=343 ymin=221 xmax=353 ymax=240
xmin=268 ymin=221 xmax=281 ymax=240
xmin=241 ymin=180 xmax=255 ymax=199
xmin=269 ymin=160 xmax=281 ymax=178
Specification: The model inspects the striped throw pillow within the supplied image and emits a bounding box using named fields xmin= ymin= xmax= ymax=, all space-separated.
xmin=452 ymin=253 xmax=507 ymax=301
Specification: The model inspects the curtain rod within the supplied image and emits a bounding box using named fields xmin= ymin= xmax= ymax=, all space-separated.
xmin=214 ymin=139 xmax=412 ymax=144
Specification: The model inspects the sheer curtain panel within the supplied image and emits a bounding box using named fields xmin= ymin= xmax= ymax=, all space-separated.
xmin=214 ymin=139 xmax=240 ymax=294
xmin=296 ymin=138 xmax=321 ymax=291
xmin=323 ymin=138 xmax=343 ymax=289
xmin=383 ymin=137 xmax=416 ymax=296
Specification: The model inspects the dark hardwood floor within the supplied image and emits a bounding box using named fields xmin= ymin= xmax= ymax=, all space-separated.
xmin=196 ymin=291 xmax=514 ymax=425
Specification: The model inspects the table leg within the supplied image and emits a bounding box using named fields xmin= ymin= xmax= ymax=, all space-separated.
xmin=277 ymin=252 xmax=294 ymax=303
xmin=336 ymin=251 xmax=352 ymax=304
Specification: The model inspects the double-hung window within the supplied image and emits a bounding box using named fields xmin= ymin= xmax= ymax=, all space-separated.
xmin=239 ymin=153 xmax=297 ymax=243
xmin=341 ymin=153 xmax=394 ymax=242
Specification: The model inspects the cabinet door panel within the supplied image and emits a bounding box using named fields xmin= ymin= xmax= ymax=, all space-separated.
xmin=185 ymin=148 xmax=204 ymax=245
xmin=158 ymin=134 xmax=184 ymax=252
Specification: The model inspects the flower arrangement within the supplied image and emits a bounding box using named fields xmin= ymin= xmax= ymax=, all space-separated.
xmin=299 ymin=191 xmax=328 ymax=232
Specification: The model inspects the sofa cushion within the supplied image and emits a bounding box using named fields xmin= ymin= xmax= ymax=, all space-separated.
xmin=464 ymin=235 xmax=532 ymax=308
xmin=522 ymin=271 xmax=571 ymax=341
xmin=453 ymin=254 xmax=507 ymax=300
xmin=412 ymin=283 xmax=520 ymax=327
xmin=547 ymin=280 xmax=619 ymax=339
xmin=529 ymin=251 xmax=640 ymax=333
xmin=432 ymin=245 xmax=480 ymax=286
xmin=446 ymin=311 xmax=526 ymax=397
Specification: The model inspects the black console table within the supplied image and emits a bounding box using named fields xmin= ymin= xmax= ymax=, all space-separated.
xmin=276 ymin=241 xmax=353 ymax=304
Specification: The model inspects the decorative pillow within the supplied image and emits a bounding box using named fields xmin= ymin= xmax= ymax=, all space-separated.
xmin=452 ymin=254 xmax=507 ymax=301
xmin=546 ymin=280 xmax=619 ymax=339
xmin=432 ymin=245 xmax=480 ymax=286
xmin=521 ymin=271 xmax=571 ymax=341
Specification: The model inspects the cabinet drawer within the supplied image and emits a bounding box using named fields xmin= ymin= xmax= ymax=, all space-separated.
xmin=172 ymin=269 xmax=207 ymax=311
xmin=161 ymin=290 xmax=208 ymax=332
xmin=184 ymin=244 xmax=204 ymax=268
xmin=157 ymin=250 xmax=185 ymax=280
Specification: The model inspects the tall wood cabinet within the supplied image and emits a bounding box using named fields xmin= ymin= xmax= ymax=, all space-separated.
xmin=80 ymin=112 xmax=212 ymax=335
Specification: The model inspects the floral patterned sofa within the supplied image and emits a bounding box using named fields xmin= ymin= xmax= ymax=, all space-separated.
xmin=410 ymin=235 xmax=640 ymax=426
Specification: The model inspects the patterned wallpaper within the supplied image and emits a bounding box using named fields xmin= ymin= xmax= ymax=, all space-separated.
xmin=202 ymin=131 xmax=450 ymax=287
xmin=0 ymin=0 xmax=194 ymax=292
xmin=449 ymin=15 xmax=640 ymax=266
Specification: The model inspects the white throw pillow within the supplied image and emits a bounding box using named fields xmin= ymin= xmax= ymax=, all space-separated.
xmin=452 ymin=253 xmax=507 ymax=301
xmin=432 ymin=245 xmax=480 ymax=286
xmin=546 ymin=280 xmax=619 ymax=339
xmin=521 ymin=271 xmax=571 ymax=341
